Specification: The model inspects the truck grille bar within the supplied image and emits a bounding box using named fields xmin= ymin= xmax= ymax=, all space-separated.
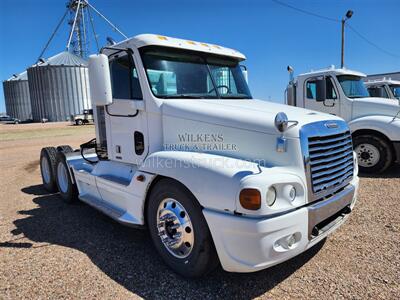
xmin=308 ymin=131 xmax=353 ymax=194
xmin=300 ymin=121 xmax=354 ymax=203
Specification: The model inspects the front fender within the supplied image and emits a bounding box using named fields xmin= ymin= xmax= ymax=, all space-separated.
xmin=139 ymin=151 xmax=261 ymax=212
xmin=349 ymin=115 xmax=400 ymax=141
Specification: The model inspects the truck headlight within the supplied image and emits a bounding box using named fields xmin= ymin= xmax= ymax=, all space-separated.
xmin=283 ymin=185 xmax=296 ymax=202
xmin=266 ymin=186 xmax=277 ymax=206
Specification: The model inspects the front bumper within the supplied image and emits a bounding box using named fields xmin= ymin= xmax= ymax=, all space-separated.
xmin=204 ymin=178 xmax=359 ymax=273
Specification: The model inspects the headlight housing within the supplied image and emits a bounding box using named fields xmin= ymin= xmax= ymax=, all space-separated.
xmin=266 ymin=186 xmax=277 ymax=206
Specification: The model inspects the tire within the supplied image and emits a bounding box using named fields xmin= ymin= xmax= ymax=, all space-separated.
xmin=55 ymin=152 xmax=78 ymax=204
xmin=75 ymin=119 xmax=83 ymax=126
xmin=40 ymin=147 xmax=58 ymax=192
xmin=146 ymin=179 xmax=219 ymax=278
xmin=354 ymin=135 xmax=393 ymax=173
xmin=56 ymin=145 xmax=73 ymax=153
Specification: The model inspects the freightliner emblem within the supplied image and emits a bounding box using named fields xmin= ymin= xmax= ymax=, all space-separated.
xmin=325 ymin=122 xmax=338 ymax=129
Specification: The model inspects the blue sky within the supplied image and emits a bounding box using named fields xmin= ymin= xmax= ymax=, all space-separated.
xmin=0 ymin=0 xmax=399 ymax=113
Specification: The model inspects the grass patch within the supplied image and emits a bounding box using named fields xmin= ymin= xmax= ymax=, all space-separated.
xmin=0 ymin=125 xmax=95 ymax=141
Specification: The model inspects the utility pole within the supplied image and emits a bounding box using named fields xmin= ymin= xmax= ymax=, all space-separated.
xmin=341 ymin=10 xmax=353 ymax=68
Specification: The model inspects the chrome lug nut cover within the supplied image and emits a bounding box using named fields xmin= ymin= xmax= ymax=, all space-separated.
xmin=157 ymin=198 xmax=194 ymax=258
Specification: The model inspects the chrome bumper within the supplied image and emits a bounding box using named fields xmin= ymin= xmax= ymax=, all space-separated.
xmin=307 ymin=184 xmax=355 ymax=239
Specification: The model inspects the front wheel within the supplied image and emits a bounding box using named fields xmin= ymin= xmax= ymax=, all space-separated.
xmin=147 ymin=179 xmax=218 ymax=278
xmin=75 ymin=119 xmax=83 ymax=126
xmin=354 ymin=135 xmax=393 ymax=173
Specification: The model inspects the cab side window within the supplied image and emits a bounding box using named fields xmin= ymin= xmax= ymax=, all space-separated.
xmin=109 ymin=55 xmax=143 ymax=100
xmin=306 ymin=80 xmax=316 ymax=99
xmin=306 ymin=77 xmax=337 ymax=100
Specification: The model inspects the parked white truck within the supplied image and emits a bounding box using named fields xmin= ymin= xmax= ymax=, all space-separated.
xmin=364 ymin=78 xmax=400 ymax=100
xmin=286 ymin=66 xmax=400 ymax=173
xmin=40 ymin=35 xmax=359 ymax=277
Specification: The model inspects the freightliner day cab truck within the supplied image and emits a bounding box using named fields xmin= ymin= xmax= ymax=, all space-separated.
xmin=286 ymin=66 xmax=400 ymax=173
xmin=40 ymin=35 xmax=359 ymax=277
xmin=364 ymin=78 xmax=400 ymax=101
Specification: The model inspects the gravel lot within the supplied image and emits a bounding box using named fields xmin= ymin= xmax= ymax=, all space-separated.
xmin=0 ymin=122 xmax=399 ymax=299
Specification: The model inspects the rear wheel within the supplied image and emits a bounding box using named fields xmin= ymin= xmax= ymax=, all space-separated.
xmin=56 ymin=145 xmax=73 ymax=153
xmin=75 ymin=119 xmax=83 ymax=125
xmin=147 ymin=179 xmax=218 ymax=278
xmin=55 ymin=152 xmax=78 ymax=203
xmin=354 ymin=135 xmax=393 ymax=173
xmin=40 ymin=147 xmax=57 ymax=192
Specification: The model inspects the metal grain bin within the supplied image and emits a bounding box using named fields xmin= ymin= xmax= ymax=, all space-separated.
xmin=27 ymin=51 xmax=91 ymax=122
xmin=2 ymin=71 xmax=32 ymax=121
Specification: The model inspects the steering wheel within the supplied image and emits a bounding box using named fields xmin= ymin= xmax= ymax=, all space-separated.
xmin=208 ymin=85 xmax=231 ymax=94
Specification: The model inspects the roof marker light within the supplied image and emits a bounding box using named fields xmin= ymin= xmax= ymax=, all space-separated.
xmin=201 ymin=43 xmax=209 ymax=47
xmin=157 ymin=35 xmax=168 ymax=40
xmin=212 ymin=45 xmax=221 ymax=49
xmin=187 ymin=40 xmax=196 ymax=45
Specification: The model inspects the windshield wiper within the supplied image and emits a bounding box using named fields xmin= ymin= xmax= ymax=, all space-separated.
xmin=157 ymin=94 xmax=217 ymax=99
xmin=220 ymin=95 xmax=252 ymax=99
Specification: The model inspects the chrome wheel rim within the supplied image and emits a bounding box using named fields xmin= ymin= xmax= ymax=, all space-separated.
xmin=57 ymin=162 xmax=69 ymax=193
xmin=41 ymin=157 xmax=51 ymax=184
xmin=157 ymin=198 xmax=194 ymax=259
xmin=356 ymin=143 xmax=380 ymax=167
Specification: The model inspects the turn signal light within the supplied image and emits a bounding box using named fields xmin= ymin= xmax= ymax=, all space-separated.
xmin=239 ymin=189 xmax=261 ymax=210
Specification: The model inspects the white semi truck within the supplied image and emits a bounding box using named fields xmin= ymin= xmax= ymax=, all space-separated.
xmin=286 ymin=66 xmax=400 ymax=173
xmin=40 ymin=35 xmax=359 ymax=277
xmin=364 ymin=78 xmax=400 ymax=100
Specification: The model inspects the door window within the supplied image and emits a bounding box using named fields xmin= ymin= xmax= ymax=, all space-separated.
xmin=306 ymin=80 xmax=317 ymax=99
xmin=306 ymin=77 xmax=337 ymax=100
xmin=109 ymin=55 xmax=143 ymax=100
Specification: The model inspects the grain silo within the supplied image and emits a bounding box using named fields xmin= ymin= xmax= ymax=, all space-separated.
xmin=27 ymin=51 xmax=91 ymax=122
xmin=2 ymin=71 xmax=32 ymax=121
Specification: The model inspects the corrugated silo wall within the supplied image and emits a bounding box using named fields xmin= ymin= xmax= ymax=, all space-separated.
xmin=2 ymin=80 xmax=32 ymax=121
xmin=27 ymin=65 xmax=91 ymax=122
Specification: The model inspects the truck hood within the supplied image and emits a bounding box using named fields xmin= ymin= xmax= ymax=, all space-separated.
xmin=352 ymin=97 xmax=400 ymax=119
xmin=161 ymin=99 xmax=342 ymax=138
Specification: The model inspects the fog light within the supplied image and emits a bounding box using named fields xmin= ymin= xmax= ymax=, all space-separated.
xmin=287 ymin=234 xmax=296 ymax=248
xmin=266 ymin=186 xmax=276 ymax=206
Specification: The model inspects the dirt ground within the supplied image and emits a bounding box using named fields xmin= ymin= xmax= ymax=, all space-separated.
xmin=0 ymin=122 xmax=399 ymax=299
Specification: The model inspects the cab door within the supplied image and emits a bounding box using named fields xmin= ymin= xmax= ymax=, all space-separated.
xmin=304 ymin=76 xmax=340 ymax=116
xmin=105 ymin=51 xmax=148 ymax=165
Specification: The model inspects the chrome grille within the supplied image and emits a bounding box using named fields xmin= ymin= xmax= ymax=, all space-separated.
xmin=308 ymin=131 xmax=353 ymax=194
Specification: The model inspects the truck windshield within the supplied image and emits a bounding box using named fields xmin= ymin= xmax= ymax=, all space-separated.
xmin=140 ymin=46 xmax=252 ymax=99
xmin=389 ymin=85 xmax=400 ymax=99
xmin=337 ymin=75 xmax=370 ymax=98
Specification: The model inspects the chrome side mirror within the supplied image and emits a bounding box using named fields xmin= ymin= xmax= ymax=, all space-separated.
xmin=275 ymin=112 xmax=289 ymax=132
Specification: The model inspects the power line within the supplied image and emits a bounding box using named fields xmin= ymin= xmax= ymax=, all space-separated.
xmin=271 ymin=0 xmax=400 ymax=59
xmin=271 ymin=0 xmax=339 ymax=23
xmin=346 ymin=24 xmax=400 ymax=59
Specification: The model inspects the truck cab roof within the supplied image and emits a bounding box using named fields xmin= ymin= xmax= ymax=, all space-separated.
xmin=107 ymin=33 xmax=246 ymax=61
xmin=364 ymin=78 xmax=400 ymax=86
xmin=297 ymin=66 xmax=366 ymax=79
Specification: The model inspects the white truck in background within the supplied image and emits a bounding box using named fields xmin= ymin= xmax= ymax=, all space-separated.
xmin=286 ymin=66 xmax=400 ymax=173
xmin=39 ymin=35 xmax=359 ymax=277
xmin=364 ymin=78 xmax=400 ymax=100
